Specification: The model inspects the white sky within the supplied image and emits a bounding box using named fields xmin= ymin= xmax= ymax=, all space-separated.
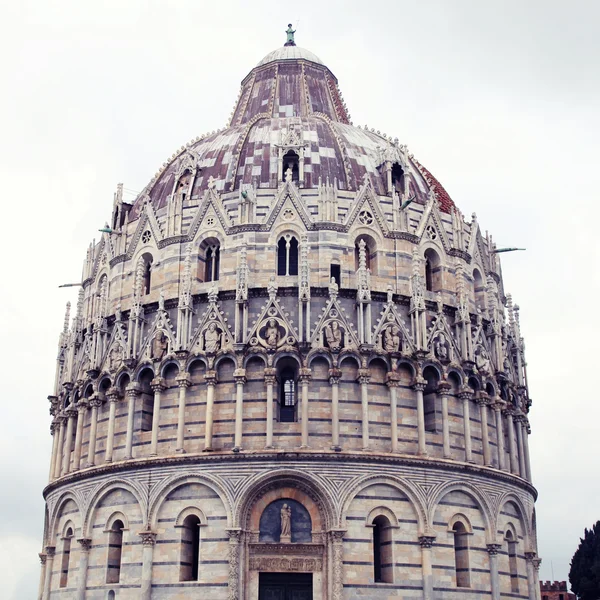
xmin=0 ymin=1 xmax=598 ymax=597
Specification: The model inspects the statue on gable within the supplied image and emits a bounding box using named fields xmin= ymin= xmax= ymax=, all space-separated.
xmin=151 ymin=330 xmax=168 ymax=360
xmin=475 ymin=344 xmax=491 ymax=373
xmin=325 ymin=321 xmax=343 ymax=352
xmin=204 ymin=322 xmax=221 ymax=353
xmin=434 ymin=333 xmax=450 ymax=362
xmin=383 ymin=325 xmax=401 ymax=353
xmin=265 ymin=318 xmax=280 ymax=348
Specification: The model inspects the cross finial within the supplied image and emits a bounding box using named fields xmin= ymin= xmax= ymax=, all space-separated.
xmin=285 ymin=23 xmax=296 ymax=46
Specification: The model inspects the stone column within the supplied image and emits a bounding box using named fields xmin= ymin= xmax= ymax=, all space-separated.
xmin=62 ymin=406 xmax=77 ymax=474
xmin=532 ymin=557 xmax=542 ymax=600
xmin=49 ymin=422 xmax=60 ymax=482
xmin=487 ymin=543 xmax=501 ymax=600
xmin=86 ymin=395 xmax=102 ymax=467
xmin=419 ymin=535 xmax=436 ymax=600
xmin=38 ymin=553 xmax=47 ymax=600
xmin=72 ymin=399 xmax=88 ymax=471
xmin=299 ymin=368 xmax=311 ymax=448
xmin=203 ymin=371 xmax=217 ymax=451
xmin=175 ymin=372 xmax=191 ymax=453
xmin=54 ymin=415 xmax=66 ymax=479
xmin=264 ymin=368 xmax=276 ymax=449
xmin=413 ymin=378 xmax=427 ymax=456
xmin=124 ymin=384 xmax=140 ymax=460
xmin=233 ymin=369 xmax=246 ymax=450
xmin=459 ymin=388 xmax=474 ymax=463
xmin=358 ymin=369 xmax=370 ymax=450
xmin=478 ymin=394 xmax=492 ymax=466
xmin=105 ymin=387 xmax=121 ymax=463
xmin=329 ymin=368 xmax=341 ymax=450
xmin=387 ymin=373 xmax=400 ymax=453
xmin=438 ymin=381 xmax=451 ymax=459
xmin=523 ymin=419 xmax=532 ymax=482
xmin=139 ymin=530 xmax=157 ymax=600
xmin=150 ymin=377 xmax=166 ymax=456
xmin=76 ymin=538 xmax=92 ymax=600
xmin=525 ymin=552 xmax=537 ymax=600
xmin=227 ymin=529 xmax=242 ymax=600
xmin=516 ymin=414 xmax=527 ymax=478
xmin=493 ymin=399 xmax=507 ymax=471
xmin=331 ymin=530 xmax=345 ymax=600
xmin=506 ymin=408 xmax=519 ymax=474
xmin=42 ymin=546 xmax=55 ymax=600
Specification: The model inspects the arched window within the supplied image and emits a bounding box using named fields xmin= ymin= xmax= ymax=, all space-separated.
xmin=473 ymin=268 xmax=485 ymax=310
xmin=354 ymin=235 xmax=377 ymax=275
xmin=138 ymin=368 xmax=155 ymax=432
xmin=108 ymin=591 xmax=116 ymax=600
xmin=391 ymin=163 xmax=404 ymax=194
xmin=453 ymin=521 xmax=470 ymax=588
xmin=372 ymin=515 xmax=393 ymax=583
xmin=423 ymin=366 xmax=441 ymax=432
xmin=179 ymin=514 xmax=201 ymax=582
xmin=277 ymin=235 xmax=299 ymax=276
xmin=424 ymin=248 xmax=441 ymax=292
xmin=106 ymin=519 xmax=124 ymax=584
xmin=506 ymin=530 xmax=519 ymax=592
xmin=282 ymin=150 xmax=299 ymax=182
xmin=60 ymin=527 xmax=73 ymax=588
xmin=142 ymin=254 xmax=153 ymax=295
xmin=204 ymin=244 xmax=220 ymax=282
xmin=279 ymin=367 xmax=297 ymax=423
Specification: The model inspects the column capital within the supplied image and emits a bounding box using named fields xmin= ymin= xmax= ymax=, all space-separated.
xmin=492 ymin=398 xmax=506 ymax=412
xmin=38 ymin=552 xmax=47 ymax=565
xmin=330 ymin=529 xmax=346 ymax=542
xmin=476 ymin=392 xmax=491 ymax=406
xmin=357 ymin=368 xmax=370 ymax=384
xmin=150 ymin=377 xmax=166 ymax=392
xmin=412 ymin=377 xmax=427 ymax=392
xmin=418 ymin=535 xmax=436 ymax=548
xmin=299 ymin=368 xmax=312 ymax=383
xmin=436 ymin=380 xmax=451 ymax=393
xmin=125 ymin=382 xmax=142 ymax=397
xmin=138 ymin=530 xmax=157 ymax=546
xmin=77 ymin=538 xmax=92 ymax=552
xmin=487 ymin=543 xmax=502 ymax=556
xmin=532 ymin=557 xmax=542 ymax=571
xmin=65 ymin=404 xmax=78 ymax=418
xmin=76 ymin=399 xmax=89 ymax=412
xmin=329 ymin=368 xmax=342 ymax=385
xmin=264 ymin=367 xmax=277 ymax=385
xmin=458 ymin=386 xmax=474 ymax=401
xmin=176 ymin=373 xmax=191 ymax=388
xmin=205 ymin=370 xmax=218 ymax=386
xmin=106 ymin=387 xmax=121 ymax=401
xmin=386 ymin=372 xmax=401 ymax=387
xmin=226 ymin=528 xmax=243 ymax=542
xmin=50 ymin=420 xmax=60 ymax=435
xmin=524 ymin=551 xmax=537 ymax=562
xmin=44 ymin=546 xmax=56 ymax=556
xmin=234 ymin=368 xmax=247 ymax=384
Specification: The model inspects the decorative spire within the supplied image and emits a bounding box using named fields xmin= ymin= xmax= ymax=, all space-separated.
xmin=284 ymin=23 xmax=296 ymax=47
xmin=299 ymin=234 xmax=310 ymax=302
xmin=179 ymin=244 xmax=193 ymax=309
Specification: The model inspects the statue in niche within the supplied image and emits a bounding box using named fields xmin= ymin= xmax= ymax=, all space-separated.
xmin=383 ymin=325 xmax=401 ymax=352
xmin=151 ymin=331 xmax=168 ymax=360
xmin=204 ymin=322 xmax=221 ymax=353
xmin=434 ymin=333 xmax=450 ymax=361
xmin=280 ymin=504 xmax=292 ymax=539
xmin=325 ymin=321 xmax=343 ymax=352
xmin=108 ymin=345 xmax=124 ymax=371
xmin=265 ymin=319 xmax=280 ymax=348
xmin=475 ymin=344 xmax=491 ymax=373
xmin=284 ymin=167 xmax=293 ymax=183
xmin=328 ymin=276 xmax=338 ymax=298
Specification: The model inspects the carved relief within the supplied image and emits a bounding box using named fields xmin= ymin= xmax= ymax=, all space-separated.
xmin=249 ymin=556 xmax=323 ymax=572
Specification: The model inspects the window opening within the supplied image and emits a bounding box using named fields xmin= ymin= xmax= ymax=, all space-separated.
xmin=180 ymin=514 xmax=201 ymax=582
xmin=277 ymin=235 xmax=299 ymax=276
xmin=391 ymin=163 xmax=405 ymax=194
xmin=507 ymin=530 xmax=519 ymax=593
xmin=279 ymin=367 xmax=297 ymax=423
xmin=282 ymin=150 xmax=300 ymax=182
xmin=453 ymin=522 xmax=470 ymax=588
xmin=372 ymin=516 xmax=393 ymax=583
xmin=143 ymin=259 xmax=152 ymax=295
xmin=330 ymin=264 xmax=341 ymax=287
xmin=60 ymin=527 xmax=73 ymax=588
xmin=106 ymin=520 xmax=124 ymax=584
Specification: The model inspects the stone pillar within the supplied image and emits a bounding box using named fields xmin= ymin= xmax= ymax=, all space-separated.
xmin=264 ymin=368 xmax=276 ymax=449
xmin=387 ymin=373 xmax=400 ymax=453
xmin=124 ymin=384 xmax=140 ymax=460
xmin=62 ymin=406 xmax=77 ymax=474
xmin=358 ymin=369 xmax=370 ymax=450
xmin=438 ymin=381 xmax=451 ymax=459
xmin=329 ymin=368 xmax=341 ymax=450
xmin=525 ymin=552 xmax=537 ymax=600
xmin=516 ymin=414 xmax=527 ymax=478
xmin=523 ymin=419 xmax=532 ymax=482
xmin=139 ymin=531 xmax=157 ymax=600
xmin=175 ymin=372 xmax=191 ymax=453
xmin=478 ymin=394 xmax=492 ymax=466
xmin=49 ymin=422 xmax=60 ymax=482
xmin=506 ymin=409 xmax=519 ymax=474
xmin=331 ymin=530 xmax=345 ymax=600
xmin=459 ymin=388 xmax=474 ymax=463
xmin=227 ymin=529 xmax=242 ymax=600
xmin=493 ymin=399 xmax=507 ymax=471
xmin=76 ymin=538 xmax=92 ymax=600
xmin=300 ymin=368 xmax=311 ymax=448
xmin=105 ymin=387 xmax=121 ymax=463
xmin=72 ymin=399 xmax=88 ymax=471
xmin=54 ymin=415 xmax=66 ymax=479
xmin=233 ymin=369 xmax=246 ymax=450
xmin=150 ymin=377 xmax=166 ymax=456
xmin=419 ymin=535 xmax=436 ymax=600
xmin=413 ymin=378 xmax=427 ymax=456
xmin=203 ymin=371 xmax=217 ymax=451
xmin=85 ymin=396 xmax=102 ymax=467
xmin=42 ymin=546 xmax=55 ymax=600
xmin=487 ymin=543 xmax=501 ymax=600
xmin=38 ymin=553 xmax=47 ymax=600
xmin=532 ymin=557 xmax=542 ymax=600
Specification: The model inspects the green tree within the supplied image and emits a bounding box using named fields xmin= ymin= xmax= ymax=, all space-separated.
xmin=570 ymin=521 xmax=600 ymax=600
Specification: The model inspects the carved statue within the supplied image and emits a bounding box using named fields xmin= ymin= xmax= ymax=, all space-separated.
xmin=151 ymin=330 xmax=168 ymax=360
xmin=383 ymin=326 xmax=400 ymax=352
xmin=284 ymin=167 xmax=293 ymax=183
xmin=108 ymin=345 xmax=124 ymax=371
xmin=328 ymin=276 xmax=338 ymax=299
xmin=280 ymin=503 xmax=292 ymax=538
xmin=434 ymin=333 xmax=449 ymax=361
xmin=266 ymin=319 xmax=280 ymax=348
xmin=475 ymin=344 xmax=491 ymax=373
xmin=204 ymin=322 xmax=220 ymax=353
xmin=325 ymin=321 xmax=343 ymax=352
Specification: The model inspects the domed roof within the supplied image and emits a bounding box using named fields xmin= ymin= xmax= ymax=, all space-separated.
xmin=256 ymin=45 xmax=324 ymax=67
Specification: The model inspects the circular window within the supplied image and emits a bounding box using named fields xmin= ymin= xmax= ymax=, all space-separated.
xmin=426 ymin=225 xmax=437 ymax=240
xmin=141 ymin=230 xmax=151 ymax=244
xmin=358 ymin=210 xmax=374 ymax=225
xmin=205 ymin=217 xmax=215 ymax=227
xmin=283 ymin=208 xmax=294 ymax=221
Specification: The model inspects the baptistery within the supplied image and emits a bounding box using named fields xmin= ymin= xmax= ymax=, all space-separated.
xmin=39 ymin=27 xmax=541 ymax=600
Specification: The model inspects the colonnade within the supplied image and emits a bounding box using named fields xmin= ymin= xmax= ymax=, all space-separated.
xmin=48 ymin=368 xmax=533 ymax=484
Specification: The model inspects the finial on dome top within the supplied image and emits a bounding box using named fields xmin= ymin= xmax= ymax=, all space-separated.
xmin=285 ymin=23 xmax=296 ymax=47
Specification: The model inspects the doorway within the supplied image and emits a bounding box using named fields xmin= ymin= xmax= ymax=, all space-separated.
xmin=258 ymin=572 xmax=313 ymax=600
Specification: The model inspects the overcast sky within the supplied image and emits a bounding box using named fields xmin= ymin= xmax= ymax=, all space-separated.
xmin=1 ymin=1 xmax=598 ymax=597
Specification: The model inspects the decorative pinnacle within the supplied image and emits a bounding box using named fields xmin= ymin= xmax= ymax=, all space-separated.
xmin=285 ymin=23 xmax=296 ymax=47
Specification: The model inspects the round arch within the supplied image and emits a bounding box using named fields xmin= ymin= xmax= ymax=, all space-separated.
xmin=306 ymin=350 xmax=333 ymax=369
xmin=49 ymin=491 xmax=83 ymax=542
xmin=497 ymin=493 xmax=533 ymax=546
